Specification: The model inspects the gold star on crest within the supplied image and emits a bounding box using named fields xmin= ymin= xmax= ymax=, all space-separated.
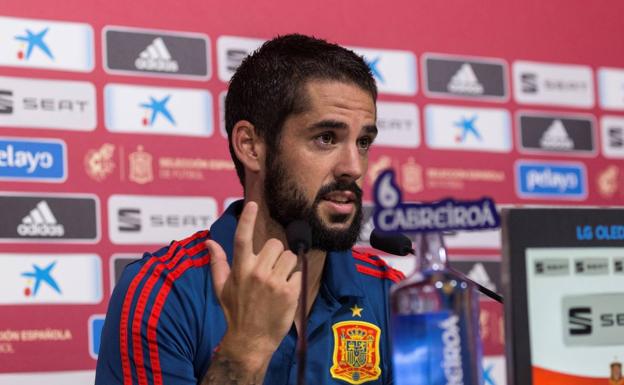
xmin=350 ymin=304 xmax=363 ymax=318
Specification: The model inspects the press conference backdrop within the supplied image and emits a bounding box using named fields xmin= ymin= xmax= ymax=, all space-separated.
xmin=1 ymin=0 xmax=623 ymax=383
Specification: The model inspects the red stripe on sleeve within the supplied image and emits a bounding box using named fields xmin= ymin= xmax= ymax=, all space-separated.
xmin=120 ymin=243 xmax=178 ymax=385
xmin=131 ymin=248 xmax=188 ymax=385
xmin=352 ymin=250 xmax=406 ymax=282
xmin=352 ymin=251 xmax=387 ymax=267
xmin=120 ymin=230 xmax=209 ymax=385
xmin=147 ymin=255 xmax=211 ymax=385
xmin=356 ymin=264 xmax=404 ymax=283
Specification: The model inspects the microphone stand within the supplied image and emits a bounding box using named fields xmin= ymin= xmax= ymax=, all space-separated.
xmin=447 ymin=266 xmax=503 ymax=303
xmin=405 ymin=247 xmax=503 ymax=303
xmin=296 ymin=245 xmax=308 ymax=385
xmin=369 ymin=229 xmax=503 ymax=303
xmin=286 ymin=220 xmax=312 ymax=385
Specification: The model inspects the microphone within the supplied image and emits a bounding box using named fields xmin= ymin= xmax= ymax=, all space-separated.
xmin=287 ymin=220 xmax=312 ymax=254
xmin=286 ymin=220 xmax=312 ymax=385
xmin=369 ymin=229 xmax=504 ymax=303
xmin=369 ymin=229 xmax=413 ymax=256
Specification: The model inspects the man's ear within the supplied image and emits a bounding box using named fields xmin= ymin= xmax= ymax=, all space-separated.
xmin=231 ymin=120 xmax=264 ymax=174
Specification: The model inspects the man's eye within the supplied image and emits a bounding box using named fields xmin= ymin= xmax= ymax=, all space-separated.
xmin=316 ymin=133 xmax=335 ymax=145
xmin=358 ymin=136 xmax=373 ymax=150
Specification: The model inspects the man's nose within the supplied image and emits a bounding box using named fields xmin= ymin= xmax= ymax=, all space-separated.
xmin=334 ymin=143 xmax=364 ymax=182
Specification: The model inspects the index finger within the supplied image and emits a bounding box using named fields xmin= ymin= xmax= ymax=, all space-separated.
xmin=233 ymin=201 xmax=259 ymax=267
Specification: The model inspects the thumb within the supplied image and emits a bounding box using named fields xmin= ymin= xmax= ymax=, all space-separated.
xmin=206 ymin=239 xmax=230 ymax=298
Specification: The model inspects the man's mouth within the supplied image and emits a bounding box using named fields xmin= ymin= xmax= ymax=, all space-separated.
xmin=321 ymin=191 xmax=356 ymax=215
xmin=322 ymin=190 xmax=355 ymax=203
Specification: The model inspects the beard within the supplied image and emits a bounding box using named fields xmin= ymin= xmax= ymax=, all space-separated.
xmin=264 ymin=152 xmax=363 ymax=252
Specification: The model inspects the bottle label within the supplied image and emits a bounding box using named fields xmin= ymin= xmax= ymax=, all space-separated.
xmin=392 ymin=312 xmax=467 ymax=385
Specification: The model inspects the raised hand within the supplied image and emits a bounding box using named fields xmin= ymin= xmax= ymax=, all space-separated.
xmin=204 ymin=201 xmax=302 ymax=382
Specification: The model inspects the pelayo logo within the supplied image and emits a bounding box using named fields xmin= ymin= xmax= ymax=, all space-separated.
xmin=516 ymin=161 xmax=587 ymax=200
xmin=0 ymin=137 xmax=66 ymax=182
xmin=372 ymin=169 xmax=500 ymax=233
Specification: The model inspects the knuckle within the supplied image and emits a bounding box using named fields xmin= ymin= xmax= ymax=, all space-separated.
xmin=266 ymin=238 xmax=284 ymax=253
xmin=277 ymin=285 xmax=291 ymax=298
xmin=266 ymin=279 xmax=281 ymax=293
xmin=283 ymin=251 xmax=297 ymax=265
xmin=234 ymin=236 xmax=246 ymax=250
xmin=249 ymin=270 xmax=264 ymax=283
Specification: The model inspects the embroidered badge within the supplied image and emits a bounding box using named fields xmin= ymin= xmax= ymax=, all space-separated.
xmin=330 ymin=321 xmax=381 ymax=384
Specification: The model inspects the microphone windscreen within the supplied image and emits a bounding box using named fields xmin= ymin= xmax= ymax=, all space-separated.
xmin=370 ymin=229 xmax=413 ymax=256
xmin=286 ymin=220 xmax=312 ymax=253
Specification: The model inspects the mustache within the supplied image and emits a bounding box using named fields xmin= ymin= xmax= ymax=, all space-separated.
xmin=315 ymin=180 xmax=363 ymax=202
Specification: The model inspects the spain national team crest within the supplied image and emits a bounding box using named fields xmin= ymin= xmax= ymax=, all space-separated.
xmin=330 ymin=321 xmax=381 ymax=384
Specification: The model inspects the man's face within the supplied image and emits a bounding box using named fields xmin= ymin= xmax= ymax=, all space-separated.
xmin=264 ymin=80 xmax=377 ymax=251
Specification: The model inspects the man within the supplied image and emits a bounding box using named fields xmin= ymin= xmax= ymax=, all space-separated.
xmin=96 ymin=34 xmax=404 ymax=385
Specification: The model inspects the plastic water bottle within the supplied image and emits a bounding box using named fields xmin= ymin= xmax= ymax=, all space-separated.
xmin=390 ymin=232 xmax=483 ymax=385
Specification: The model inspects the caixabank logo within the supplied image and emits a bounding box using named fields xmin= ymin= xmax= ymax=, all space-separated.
xmin=103 ymin=26 xmax=210 ymax=80
xmin=423 ymin=54 xmax=508 ymax=101
xmin=349 ymin=45 xmax=417 ymax=96
xmin=0 ymin=192 xmax=99 ymax=243
xmin=0 ymin=76 xmax=96 ymax=131
xmin=0 ymin=254 xmax=102 ymax=304
xmin=425 ymin=104 xmax=511 ymax=153
xmin=517 ymin=112 xmax=596 ymax=156
xmin=104 ymin=83 xmax=212 ymax=137
xmin=0 ymin=137 xmax=66 ymax=182
xmin=515 ymin=160 xmax=587 ymax=200
xmin=0 ymin=16 xmax=94 ymax=72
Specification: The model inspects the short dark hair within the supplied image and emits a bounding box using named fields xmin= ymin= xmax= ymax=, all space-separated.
xmin=225 ymin=34 xmax=377 ymax=186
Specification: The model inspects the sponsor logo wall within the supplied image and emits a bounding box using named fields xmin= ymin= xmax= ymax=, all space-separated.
xmin=0 ymin=4 xmax=622 ymax=384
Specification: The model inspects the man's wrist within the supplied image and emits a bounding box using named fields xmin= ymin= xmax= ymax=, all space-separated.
xmin=218 ymin=332 xmax=274 ymax=374
xmin=201 ymin=333 xmax=273 ymax=385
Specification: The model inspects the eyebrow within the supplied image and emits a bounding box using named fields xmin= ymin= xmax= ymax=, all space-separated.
xmin=306 ymin=119 xmax=378 ymax=136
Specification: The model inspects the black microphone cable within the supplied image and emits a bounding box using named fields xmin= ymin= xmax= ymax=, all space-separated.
xmin=369 ymin=229 xmax=503 ymax=303
xmin=286 ymin=220 xmax=312 ymax=385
